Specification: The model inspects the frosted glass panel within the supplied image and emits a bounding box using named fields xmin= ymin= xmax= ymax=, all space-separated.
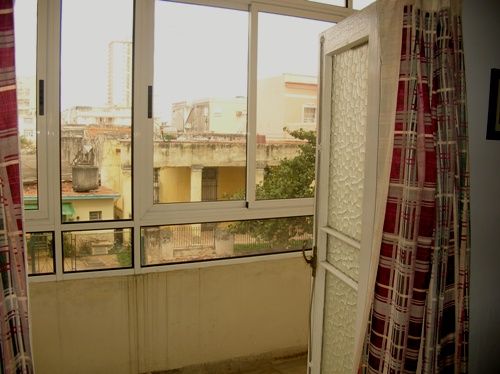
xmin=327 ymin=235 xmax=360 ymax=281
xmin=321 ymin=272 xmax=357 ymax=373
xmin=327 ymin=43 xmax=369 ymax=241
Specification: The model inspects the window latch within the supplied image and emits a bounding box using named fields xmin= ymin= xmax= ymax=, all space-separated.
xmin=38 ymin=79 xmax=44 ymax=116
xmin=147 ymin=85 xmax=153 ymax=119
xmin=302 ymin=243 xmax=317 ymax=277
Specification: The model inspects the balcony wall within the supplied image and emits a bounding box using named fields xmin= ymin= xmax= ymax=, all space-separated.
xmin=29 ymin=257 xmax=310 ymax=374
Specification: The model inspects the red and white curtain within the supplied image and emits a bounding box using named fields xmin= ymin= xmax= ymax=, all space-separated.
xmin=0 ymin=0 xmax=33 ymax=372
xmin=361 ymin=1 xmax=470 ymax=373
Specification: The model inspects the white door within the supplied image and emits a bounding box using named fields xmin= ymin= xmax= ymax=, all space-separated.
xmin=309 ymin=4 xmax=380 ymax=374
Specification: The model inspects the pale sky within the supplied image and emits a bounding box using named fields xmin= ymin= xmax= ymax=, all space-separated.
xmin=14 ymin=0 xmax=37 ymax=76
xmin=15 ymin=0 xmax=332 ymax=122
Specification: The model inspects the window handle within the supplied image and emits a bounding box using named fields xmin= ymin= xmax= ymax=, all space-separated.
xmin=147 ymin=85 xmax=153 ymax=119
xmin=38 ymin=79 xmax=45 ymax=116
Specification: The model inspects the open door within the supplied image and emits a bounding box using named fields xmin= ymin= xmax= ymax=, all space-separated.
xmin=309 ymin=4 xmax=381 ymax=373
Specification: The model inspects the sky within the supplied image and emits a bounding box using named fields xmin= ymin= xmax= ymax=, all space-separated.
xmin=14 ymin=0 xmax=37 ymax=76
xmin=14 ymin=0 xmax=333 ymax=122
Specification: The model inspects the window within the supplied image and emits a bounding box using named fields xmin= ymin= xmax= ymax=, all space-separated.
xmin=152 ymin=1 xmax=248 ymax=204
xmin=26 ymin=232 xmax=55 ymax=275
xmin=89 ymin=211 xmax=103 ymax=221
xmin=308 ymin=0 xmax=345 ymax=5
xmin=21 ymin=0 xmax=347 ymax=278
xmin=303 ymin=105 xmax=317 ymax=123
xmin=62 ymin=228 xmax=133 ymax=272
xmin=60 ymin=0 xmax=133 ymax=222
xmin=153 ymin=167 xmax=160 ymax=204
xmin=353 ymin=0 xmax=377 ymax=10
xmin=15 ymin=0 xmax=39 ymax=210
xmin=142 ymin=216 xmax=313 ymax=266
xmin=256 ymin=13 xmax=330 ymax=200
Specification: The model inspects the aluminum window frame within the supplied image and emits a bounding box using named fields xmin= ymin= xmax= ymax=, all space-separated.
xmin=24 ymin=0 xmax=354 ymax=282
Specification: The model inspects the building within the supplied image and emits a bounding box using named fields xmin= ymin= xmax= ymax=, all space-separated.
xmin=24 ymin=181 xmax=119 ymax=222
xmin=171 ymin=97 xmax=247 ymax=134
xmin=61 ymin=105 xmax=132 ymax=126
xmin=107 ymin=41 xmax=132 ymax=108
xmin=257 ymin=74 xmax=318 ymax=139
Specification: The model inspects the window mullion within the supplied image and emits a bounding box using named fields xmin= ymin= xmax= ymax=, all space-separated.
xmin=245 ymin=4 xmax=258 ymax=207
xmin=134 ymin=0 xmax=155 ymax=271
xmin=44 ymin=0 xmax=63 ymax=279
xmin=22 ymin=0 xmax=49 ymax=223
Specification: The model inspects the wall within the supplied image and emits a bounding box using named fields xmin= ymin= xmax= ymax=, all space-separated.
xmin=71 ymin=198 xmax=115 ymax=221
xmin=463 ymin=1 xmax=500 ymax=372
xmin=217 ymin=167 xmax=246 ymax=199
xmin=100 ymin=140 xmax=126 ymax=207
xmin=29 ymin=257 xmax=311 ymax=374
xmin=159 ymin=167 xmax=191 ymax=203
xmin=257 ymin=76 xmax=285 ymax=138
xmin=208 ymin=98 xmax=247 ymax=134
xmin=284 ymin=84 xmax=317 ymax=132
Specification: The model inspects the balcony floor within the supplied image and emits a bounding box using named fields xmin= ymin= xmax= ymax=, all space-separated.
xmin=240 ymin=355 xmax=307 ymax=374
xmin=160 ymin=353 xmax=307 ymax=374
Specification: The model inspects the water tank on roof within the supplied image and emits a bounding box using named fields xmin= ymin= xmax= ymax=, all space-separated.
xmin=72 ymin=165 xmax=99 ymax=192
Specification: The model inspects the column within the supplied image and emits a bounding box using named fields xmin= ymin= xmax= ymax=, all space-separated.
xmin=190 ymin=165 xmax=203 ymax=245
xmin=190 ymin=165 xmax=203 ymax=202
xmin=256 ymin=162 xmax=266 ymax=186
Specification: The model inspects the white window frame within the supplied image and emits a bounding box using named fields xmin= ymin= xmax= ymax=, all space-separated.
xmin=25 ymin=0 xmax=356 ymax=283
xmin=21 ymin=0 xmax=50 ymax=224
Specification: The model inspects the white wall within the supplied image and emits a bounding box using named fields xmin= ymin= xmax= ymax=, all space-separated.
xmin=29 ymin=258 xmax=310 ymax=374
xmin=463 ymin=1 xmax=500 ymax=372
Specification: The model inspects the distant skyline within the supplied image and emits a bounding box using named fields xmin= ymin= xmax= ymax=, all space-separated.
xmin=15 ymin=0 xmax=331 ymax=122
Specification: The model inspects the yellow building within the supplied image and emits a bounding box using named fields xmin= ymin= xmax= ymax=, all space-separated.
xmin=23 ymin=74 xmax=318 ymax=214
xmin=24 ymin=181 xmax=119 ymax=222
xmin=153 ymin=74 xmax=318 ymax=204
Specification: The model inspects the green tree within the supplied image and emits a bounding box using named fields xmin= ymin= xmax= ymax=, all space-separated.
xmin=229 ymin=128 xmax=316 ymax=249
xmin=20 ymin=135 xmax=35 ymax=152
xmin=256 ymin=128 xmax=316 ymax=200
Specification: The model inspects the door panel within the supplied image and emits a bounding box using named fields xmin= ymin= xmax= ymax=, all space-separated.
xmin=321 ymin=272 xmax=358 ymax=373
xmin=327 ymin=43 xmax=369 ymax=242
xmin=310 ymin=4 xmax=379 ymax=374
xmin=326 ymin=234 xmax=359 ymax=281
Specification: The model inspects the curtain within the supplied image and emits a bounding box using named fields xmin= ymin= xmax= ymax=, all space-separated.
xmin=361 ymin=1 xmax=470 ymax=373
xmin=0 ymin=0 xmax=33 ymax=372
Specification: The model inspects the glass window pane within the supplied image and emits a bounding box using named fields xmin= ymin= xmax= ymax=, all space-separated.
xmin=256 ymin=13 xmax=330 ymax=200
xmin=153 ymin=2 xmax=248 ymax=203
xmin=141 ymin=216 xmax=312 ymax=266
xmin=15 ymin=0 xmax=38 ymax=211
xmin=60 ymin=0 xmax=133 ymax=222
xmin=308 ymin=0 xmax=345 ymax=6
xmin=62 ymin=228 xmax=133 ymax=272
xmin=26 ymin=232 xmax=54 ymax=275
xmin=353 ymin=0 xmax=376 ymax=10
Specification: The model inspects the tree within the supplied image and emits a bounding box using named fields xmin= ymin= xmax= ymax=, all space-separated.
xmin=229 ymin=128 xmax=316 ymax=248
xmin=20 ymin=135 xmax=36 ymax=152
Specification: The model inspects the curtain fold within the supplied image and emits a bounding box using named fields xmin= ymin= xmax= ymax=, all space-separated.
xmin=361 ymin=1 xmax=470 ymax=373
xmin=0 ymin=0 xmax=33 ymax=372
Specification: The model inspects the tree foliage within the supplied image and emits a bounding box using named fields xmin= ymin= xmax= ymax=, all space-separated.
xmin=229 ymin=128 xmax=316 ymax=248
xmin=256 ymin=128 xmax=316 ymax=200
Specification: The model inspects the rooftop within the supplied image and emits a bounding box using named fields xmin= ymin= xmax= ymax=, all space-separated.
xmin=24 ymin=181 xmax=119 ymax=200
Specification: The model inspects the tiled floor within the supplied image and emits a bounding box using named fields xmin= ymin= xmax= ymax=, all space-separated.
xmin=160 ymin=354 xmax=308 ymax=374
xmin=239 ymin=355 xmax=307 ymax=374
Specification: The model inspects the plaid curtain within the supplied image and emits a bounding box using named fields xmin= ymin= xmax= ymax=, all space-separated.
xmin=0 ymin=0 xmax=33 ymax=372
xmin=362 ymin=2 xmax=470 ymax=373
